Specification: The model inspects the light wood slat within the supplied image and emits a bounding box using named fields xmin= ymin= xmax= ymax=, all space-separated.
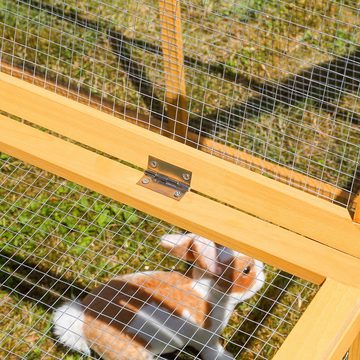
xmin=4 ymin=116 xmax=360 ymax=288
xmin=1 ymin=61 xmax=353 ymax=206
xmin=159 ymin=0 xmax=188 ymax=141
xmin=354 ymin=193 xmax=360 ymax=224
xmin=349 ymin=332 xmax=360 ymax=360
xmin=352 ymin=171 xmax=360 ymax=223
xmin=274 ymin=278 xmax=360 ymax=360
xmin=199 ymin=136 xmax=354 ymax=205
xmin=355 ymin=206 xmax=360 ymax=224
xmin=0 ymin=72 xmax=359 ymax=259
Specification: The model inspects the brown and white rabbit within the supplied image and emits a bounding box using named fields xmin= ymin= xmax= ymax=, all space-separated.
xmin=53 ymin=233 xmax=265 ymax=360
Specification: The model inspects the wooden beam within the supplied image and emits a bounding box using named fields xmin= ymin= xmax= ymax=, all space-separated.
xmin=159 ymin=0 xmax=189 ymax=141
xmin=1 ymin=72 xmax=359 ymax=259
xmin=352 ymin=169 xmax=360 ymax=223
xmin=4 ymin=116 xmax=360 ymax=288
xmin=199 ymin=136 xmax=354 ymax=206
xmin=0 ymin=62 xmax=353 ymax=206
xmin=355 ymin=199 xmax=360 ymax=224
xmin=349 ymin=332 xmax=360 ymax=360
xmin=274 ymin=278 xmax=360 ymax=360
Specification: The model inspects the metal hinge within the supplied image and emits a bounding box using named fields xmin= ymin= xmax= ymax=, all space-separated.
xmin=137 ymin=156 xmax=192 ymax=200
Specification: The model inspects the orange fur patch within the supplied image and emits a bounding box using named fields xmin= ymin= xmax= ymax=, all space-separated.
xmin=81 ymin=272 xmax=207 ymax=359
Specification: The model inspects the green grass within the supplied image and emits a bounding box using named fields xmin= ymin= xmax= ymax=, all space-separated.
xmin=1 ymin=0 xmax=358 ymax=193
xmin=0 ymin=0 xmax=358 ymax=358
xmin=0 ymin=155 xmax=318 ymax=359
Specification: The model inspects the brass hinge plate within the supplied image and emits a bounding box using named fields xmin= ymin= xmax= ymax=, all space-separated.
xmin=137 ymin=156 xmax=191 ymax=200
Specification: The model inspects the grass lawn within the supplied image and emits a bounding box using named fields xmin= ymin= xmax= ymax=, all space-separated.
xmin=0 ymin=154 xmax=318 ymax=359
xmin=0 ymin=0 xmax=358 ymax=358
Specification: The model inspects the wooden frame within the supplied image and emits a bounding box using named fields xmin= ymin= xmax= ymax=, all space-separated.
xmin=156 ymin=0 xmax=357 ymax=213
xmin=349 ymin=333 xmax=360 ymax=360
xmin=356 ymin=207 xmax=360 ymax=223
xmin=355 ymin=193 xmax=360 ymax=223
xmin=1 ymin=2 xmax=360 ymax=358
xmin=1 ymin=112 xmax=360 ymax=359
xmin=1 ymin=62 xmax=355 ymax=208
xmin=0 ymin=114 xmax=354 ymax=285
xmin=274 ymin=279 xmax=360 ymax=360
xmin=159 ymin=0 xmax=189 ymax=141
xmin=1 ymin=73 xmax=359 ymax=259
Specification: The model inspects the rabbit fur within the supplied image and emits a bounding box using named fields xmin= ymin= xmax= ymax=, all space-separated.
xmin=53 ymin=233 xmax=265 ymax=360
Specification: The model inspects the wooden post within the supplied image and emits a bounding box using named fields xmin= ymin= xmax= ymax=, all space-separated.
xmin=349 ymin=332 xmax=360 ymax=360
xmin=273 ymin=279 xmax=360 ymax=360
xmin=159 ymin=0 xmax=188 ymax=142
xmin=352 ymin=167 xmax=360 ymax=223
xmin=355 ymin=197 xmax=360 ymax=224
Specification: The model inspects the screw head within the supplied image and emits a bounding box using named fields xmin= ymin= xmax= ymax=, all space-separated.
xmin=150 ymin=160 xmax=157 ymax=168
xmin=182 ymin=173 xmax=191 ymax=181
xmin=174 ymin=191 xmax=182 ymax=198
xmin=142 ymin=177 xmax=150 ymax=185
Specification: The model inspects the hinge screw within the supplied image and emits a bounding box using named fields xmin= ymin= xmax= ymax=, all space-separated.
xmin=174 ymin=191 xmax=182 ymax=198
xmin=182 ymin=173 xmax=190 ymax=181
xmin=150 ymin=160 xmax=158 ymax=168
xmin=142 ymin=178 xmax=150 ymax=185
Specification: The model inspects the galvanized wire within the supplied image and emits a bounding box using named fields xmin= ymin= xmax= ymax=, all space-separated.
xmin=0 ymin=155 xmax=317 ymax=359
xmin=0 ymin=0 xmax=359 ymax=206
xmin=0 ymin=0 xmax=357 ymax=358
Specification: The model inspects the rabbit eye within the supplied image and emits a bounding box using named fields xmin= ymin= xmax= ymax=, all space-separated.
xmin=243 ymin=266 xmax=251 ymax=275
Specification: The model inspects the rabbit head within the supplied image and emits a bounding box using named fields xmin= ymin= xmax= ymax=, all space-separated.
xmin=161 ymin=233 xmax=265 ymax=302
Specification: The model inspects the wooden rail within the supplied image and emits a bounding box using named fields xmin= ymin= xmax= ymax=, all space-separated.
xmin=354 ymin=192 xmax=360 ymax=224
xmin=1 ymin=72 xmax=359 ymax=260
xmin=0 ymin=62 xmax=353 ymax=208
xmin=273 ymin=278 xmax=360 ymax=360
xmin=3 ymin=115 xmax=360 ymax=288
xmin=352 ymin=169 xmax=360 ymax=224
xmin=349 ymin=333 xmax=360 ymax=360
xmin=1 ymin=4 xmax=359 ymax=359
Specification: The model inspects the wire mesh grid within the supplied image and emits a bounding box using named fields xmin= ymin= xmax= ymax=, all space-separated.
xmin=0 ymin=0 xmax=359 ymax=208
xmin=0 ymin=154 xmax=318 ymax=359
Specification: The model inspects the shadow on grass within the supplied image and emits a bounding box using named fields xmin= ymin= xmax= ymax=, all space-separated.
xmin=335 ymin=163 xmax=360 ymax=213
xmin=227 ymin=270 xmax=295 ymax=356
xmin=0 ymin=250 xmax=85 ymax=307
xmin=6 ymin=0 xmax=360 ymax=138
xmin=16 ymin=0 xmax=255 ymax=105
xmin=108 ymin=30 xmax=166 ymax=121
xmin=0 ymin=248 xmax=297 ymax=360
xmin=0 ymin=249 xmax=183 ymax=359
xmin=195 ymin=48 xmax=360 ymax=134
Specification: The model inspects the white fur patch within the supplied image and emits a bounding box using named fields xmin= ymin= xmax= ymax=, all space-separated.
xmin=182 ymin=309 xmax=196 ymax=323
xmin=53 ymin=301 xmax=90 ymax=355
xmin=191 ymin=278 xmax=212 ymax=299
xmin=237 ymin=260 xmax=265 ymax=302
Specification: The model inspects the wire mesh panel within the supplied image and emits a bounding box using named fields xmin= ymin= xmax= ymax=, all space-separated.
xmin=0 ymin=154 xmax=318 ymax=360
xmin=0 ymin=1 xmax=359 ymax=358
xmin=0 ymin=0 xmax=359 ymax=208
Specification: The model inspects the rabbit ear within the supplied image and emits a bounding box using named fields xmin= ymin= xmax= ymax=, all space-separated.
xmin=160 ymin=233 xmax=194 ymax=260
xmin=213 ymin=245 xmax=235 ymax=274
xmin=161 ymin=233 xmax=218 ymax=273
xmin=190 ymin=236 xmax=218 ymax=274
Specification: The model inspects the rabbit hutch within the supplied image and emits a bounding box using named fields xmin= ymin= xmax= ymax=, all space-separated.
xmin=0 ymin=0 xmax=360 ymax=359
